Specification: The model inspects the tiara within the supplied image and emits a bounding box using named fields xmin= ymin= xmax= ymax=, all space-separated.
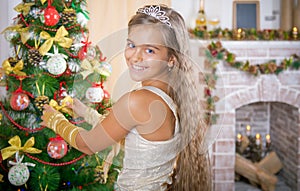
xmin=137 ymin=5 xmax=172 ymax=27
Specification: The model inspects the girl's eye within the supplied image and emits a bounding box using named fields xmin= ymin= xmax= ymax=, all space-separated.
xmin=145 ymin=49 xmax=154 ymax=54
xmin=127 ymin=43 xmax=135 ymax=48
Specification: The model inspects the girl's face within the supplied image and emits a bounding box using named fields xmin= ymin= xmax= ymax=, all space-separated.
xmin=125 ymin=25 xmax=171 ymax=83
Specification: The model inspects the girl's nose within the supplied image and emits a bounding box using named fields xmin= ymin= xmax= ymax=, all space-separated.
xmin=131 ymin=48 xmax=143 ymax=63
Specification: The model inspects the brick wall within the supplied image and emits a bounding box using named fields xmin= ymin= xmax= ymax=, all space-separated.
xmin=271 ymin=103 xmax=298 ymax=190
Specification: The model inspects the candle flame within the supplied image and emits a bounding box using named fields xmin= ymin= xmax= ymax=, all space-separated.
xmin=293 ymin=27 xmax=298 ymax=32
xmin=256 ymin=133 xmax=260 ymax=139
xmin=246 ymin=125 xmax=251 ymax=131
xmin=237 ymin=133 xmax=242 ymax=139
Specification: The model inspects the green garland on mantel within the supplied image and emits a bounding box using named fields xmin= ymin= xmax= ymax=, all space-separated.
xmin=190 ymin=27 xmax=300 ymax=41
xmin=205 ymin=41 xmax=300 ymax=75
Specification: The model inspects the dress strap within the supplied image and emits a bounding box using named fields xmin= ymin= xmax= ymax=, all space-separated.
xmin=139 ymin=86 xmax=179 ymax=134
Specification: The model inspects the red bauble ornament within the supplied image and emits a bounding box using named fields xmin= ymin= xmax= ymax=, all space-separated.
xmin=44 ymin=6 xmax=60 ymax=26
xmin=78 ymin=45 xmax=96 ymax=61
xmin=10 ymin=93 xmax=30 ymax=111
xmin=47 ymin=136 xmax=68 ymax=159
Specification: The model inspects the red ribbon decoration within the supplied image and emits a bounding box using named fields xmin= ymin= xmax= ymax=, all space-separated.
xmin=91 ymin=82 xmax=102 ymax=88
xmin=81 ymin=39 xmax=91 ymax=55
xmin=47 ymin=0 xmax=52 ymax=7
xmin=54 ymin=81 xmax=67 ymax=100
xmin=49 ymin=134 xmax=64 ymax=141
xmin=13 ymin=81 xmax=34 ymax=98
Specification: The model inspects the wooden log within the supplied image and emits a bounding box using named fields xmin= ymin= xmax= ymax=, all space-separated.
xmin=257 ymin=151 xmax=282 ymax=174
xmin=235 ymin=153 xmax=278 ymax=191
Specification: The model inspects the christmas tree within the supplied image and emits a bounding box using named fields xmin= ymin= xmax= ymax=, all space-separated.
xmin=0 ymin=0 xmax=121 ymax=190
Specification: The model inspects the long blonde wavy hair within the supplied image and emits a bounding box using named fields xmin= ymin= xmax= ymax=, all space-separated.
xmin=128 ymin=5 xmax=212 ymax=191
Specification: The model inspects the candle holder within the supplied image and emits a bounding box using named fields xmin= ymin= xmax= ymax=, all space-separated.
xmin=236 ymin=131 xmax=272 ymax=163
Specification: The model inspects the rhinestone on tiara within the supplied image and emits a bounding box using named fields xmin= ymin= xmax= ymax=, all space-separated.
xmin=137 ymin=5 xmax=172 ymax=27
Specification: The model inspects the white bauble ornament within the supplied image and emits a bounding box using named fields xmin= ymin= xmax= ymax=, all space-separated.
xmin=8 ymin=164 xmax=30 ymax=186
xmin=85 ymin=86 xmax=104 ymax=103
xmin=46 ymin=55 xmax=67 ymax=75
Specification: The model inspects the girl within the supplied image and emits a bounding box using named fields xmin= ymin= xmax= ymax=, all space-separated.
xmin=41 ymin=4 xmax=212 ymax=190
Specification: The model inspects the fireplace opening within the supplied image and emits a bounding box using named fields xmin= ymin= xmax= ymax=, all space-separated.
xmin=234 ymin=102 xmax=299 ymax=191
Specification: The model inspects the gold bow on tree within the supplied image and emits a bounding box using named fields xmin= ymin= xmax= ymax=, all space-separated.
xmin=39 ymin=26 xmax=73 ymax=55
xmin=14 ymin=2 xmax=35 ymax=16
xmin=49 ymin=96 xmax=74 ymax=117
xmin=0 ymin=136 xmax=42 ymax=161
xmin=80 ymin=59 xmax=107 ymax=79
xmin=2 ymin=59 xmax=26 ymax=76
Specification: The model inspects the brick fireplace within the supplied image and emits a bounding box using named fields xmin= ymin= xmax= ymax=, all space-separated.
xmin=190 ymin=40 xmax=300 ymax=191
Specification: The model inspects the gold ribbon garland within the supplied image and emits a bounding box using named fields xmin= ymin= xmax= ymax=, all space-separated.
xmin=14 ymin=2 xmax=35 ymax=16
xmin=39 ymin=26 xmax=73 ymax=55
xmin=2 ymin=59 xmax=26 ymax=76
xmin=0 ymin=136 xmax=42 ymax=161
xmin=49 ymin=96 xmax=74 ymax=117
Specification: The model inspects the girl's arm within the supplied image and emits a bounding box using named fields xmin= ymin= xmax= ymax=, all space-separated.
xmin=41 ymin=90 xmax=154 ymax=154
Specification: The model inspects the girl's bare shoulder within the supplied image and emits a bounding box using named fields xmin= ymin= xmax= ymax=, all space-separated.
xmin=115 ymin=89 xmax=166 ymax=121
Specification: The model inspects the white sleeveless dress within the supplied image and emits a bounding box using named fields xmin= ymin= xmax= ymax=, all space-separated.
xmin=116 ymin=86 xmax=181 ymax=191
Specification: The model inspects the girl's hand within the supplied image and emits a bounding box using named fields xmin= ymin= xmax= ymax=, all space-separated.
xmin=66 ymin=98 xmax=88 ymax=118
xmin=40 ymin=104 xmax=59 ymax=127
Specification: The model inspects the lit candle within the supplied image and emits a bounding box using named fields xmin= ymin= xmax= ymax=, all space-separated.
xmin=255 ymin=133 xmax=261 ymax=145
xmin=266 ymin=134 xmax=271 ymax=148
xmin=236 ymin=133 xmax=242 ymax=151
xmin=246 ymin=125 xmax=251 ymax=136
xmin=292 ymin=27 xmax=298 ymax=39
xmin=237 ymin=133 xmax=242 ymax=142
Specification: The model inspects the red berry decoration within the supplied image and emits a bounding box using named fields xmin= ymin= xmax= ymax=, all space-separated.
xmin=10 ymin=92 xmax=30 ymax=111
xmin=44 ymin=5 xmax=60 ymax=26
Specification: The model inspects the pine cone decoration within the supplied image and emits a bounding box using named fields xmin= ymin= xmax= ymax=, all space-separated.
xmin=28 ymin=49 xmax=43 ymax=66
xmin=34 ymin=95 xmax=49 ymax=111
xmin=61 ymin=9 xmax=77 ymax=25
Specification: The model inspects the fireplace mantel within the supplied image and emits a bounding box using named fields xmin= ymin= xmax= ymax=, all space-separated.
xmin=190 ymin=39 xmax=300 ymax=191
xmin=190 ymin=39 xmax=300 ymax=66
